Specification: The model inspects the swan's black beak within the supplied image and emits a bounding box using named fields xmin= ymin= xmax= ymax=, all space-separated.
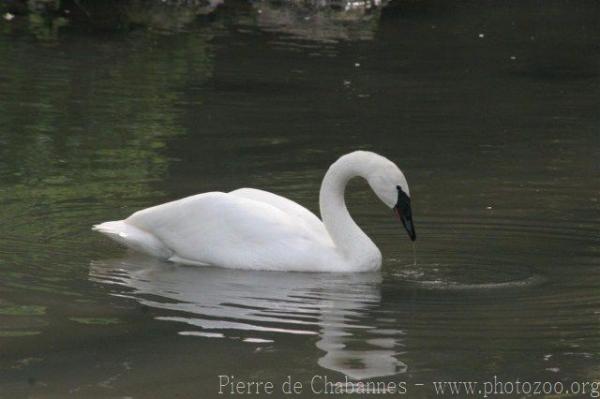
xmin=394 ymin=187 xmax=416 ymax=241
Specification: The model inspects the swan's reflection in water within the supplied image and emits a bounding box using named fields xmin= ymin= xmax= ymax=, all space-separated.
xmin=90 ymin=256 xmax=407 ymax=379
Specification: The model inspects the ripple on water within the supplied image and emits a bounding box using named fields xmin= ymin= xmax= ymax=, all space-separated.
xmin=387 ymin=259 xmax=545 ymax=291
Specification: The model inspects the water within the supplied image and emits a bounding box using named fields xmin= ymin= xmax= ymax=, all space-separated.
xmin=0 ymin=1 xmax=599 ymax=397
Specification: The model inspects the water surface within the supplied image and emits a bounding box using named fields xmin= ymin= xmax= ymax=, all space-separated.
xmin=0 ymin=1 xmax=599 ymax=398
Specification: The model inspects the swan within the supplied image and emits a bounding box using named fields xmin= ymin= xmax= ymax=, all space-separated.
xmin=92 ymin=151 xmax=416 ymax=272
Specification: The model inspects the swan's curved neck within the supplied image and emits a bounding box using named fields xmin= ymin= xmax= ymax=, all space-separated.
xmin=319 ymin=154 xmax=379 ymax=268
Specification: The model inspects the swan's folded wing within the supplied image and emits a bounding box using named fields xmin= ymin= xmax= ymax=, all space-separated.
xmin=229 ymin=188 xmax=329 ymax=241
xmin=125 ymin=192 xmax=332 ymax=270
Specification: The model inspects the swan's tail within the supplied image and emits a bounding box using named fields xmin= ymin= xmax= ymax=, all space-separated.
xmin=92 ymin=220 xmax=173 ymax=259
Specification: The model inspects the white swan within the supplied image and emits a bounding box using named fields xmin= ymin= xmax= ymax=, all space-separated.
xmin=93 ymin=151 xmax=416 ymax=272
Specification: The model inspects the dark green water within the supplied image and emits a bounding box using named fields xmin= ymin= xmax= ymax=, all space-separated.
xmin=0 ymin=1 xmax=599 ymax=398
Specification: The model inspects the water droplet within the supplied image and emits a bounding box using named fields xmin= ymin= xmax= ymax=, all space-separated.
xmin=412 ymin=242 xmax=417 ymax=266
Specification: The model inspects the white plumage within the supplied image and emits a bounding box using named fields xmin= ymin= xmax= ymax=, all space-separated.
xmin=93 ymin=151 xmax=414 ymax=272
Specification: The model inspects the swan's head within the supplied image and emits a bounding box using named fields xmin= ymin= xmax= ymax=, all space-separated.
xmin=365 ymin=155 xmax=416 ymax=241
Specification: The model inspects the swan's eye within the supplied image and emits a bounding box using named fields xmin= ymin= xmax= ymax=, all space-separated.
xmin=396 ymin=185 xmax=401 ymax=192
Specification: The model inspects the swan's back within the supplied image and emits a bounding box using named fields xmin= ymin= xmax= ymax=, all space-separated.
xmin=229 ymin=188 xmax=329 ymax=241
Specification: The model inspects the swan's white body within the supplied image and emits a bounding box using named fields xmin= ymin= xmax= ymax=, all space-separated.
xmin=93 ymin=151 xmax=412 ymax=272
